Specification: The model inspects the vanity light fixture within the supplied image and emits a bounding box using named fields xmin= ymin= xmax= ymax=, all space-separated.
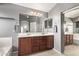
xmin=33 ymin=12 xmax=37 ymax=15
xmin=30 ymin=11 xmax=43 ymax=16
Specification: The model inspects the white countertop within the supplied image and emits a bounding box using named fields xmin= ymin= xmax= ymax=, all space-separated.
xmin=64 ymin=32 xmax=73 ymax=34
xmin=18 ymin=33 xmax=53 ymax=37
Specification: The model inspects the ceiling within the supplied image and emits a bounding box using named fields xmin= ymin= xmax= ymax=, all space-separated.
xmin=14 ymin=3 xmax=56 ymax=12
xmin=65 ymin=8 xmax=79 ymax=18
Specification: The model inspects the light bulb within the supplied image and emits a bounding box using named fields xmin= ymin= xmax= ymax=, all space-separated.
xmin=24 ymin=25 xmax=27 ymax=29
xmin=33 ymin=12 xmax=37 ymax=15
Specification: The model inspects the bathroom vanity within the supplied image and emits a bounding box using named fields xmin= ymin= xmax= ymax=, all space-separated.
xmin=17 ymin=14 xmax=54 ymax=56
xmin=64 ymin=34 xmax=73 ymax=46
xmin=18 ymin=33 xmax=54 ymax=56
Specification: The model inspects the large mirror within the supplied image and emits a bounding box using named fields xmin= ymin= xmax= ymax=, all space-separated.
xmin=64 ymin=7 xmax=79 ymax=34
xmin=19 ymin=14 xmax=43 ymax=33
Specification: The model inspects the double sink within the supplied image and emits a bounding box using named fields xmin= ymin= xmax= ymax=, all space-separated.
xmin=18 ymin=32 xmax=53 ymax=37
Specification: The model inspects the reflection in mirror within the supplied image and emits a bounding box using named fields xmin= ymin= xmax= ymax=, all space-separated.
xmin=49 ymin=18 xmax=52 ymax=28
xmin=64 ymin=17 xmax=73 ymax=34
xmin=19 ymin=14 xmax=44 ymax=33
xmin=43 ymin=18 xmax=53 ymax=33
xmin=64 ymin=8 xmax=79 ymax=34
xmin=44 ymin=18 xmax=52 ymax=29
xmin=76 ymin=21 xmax=79 ymax=28
xmin=64 ymin=6 xmax=79 ymax=34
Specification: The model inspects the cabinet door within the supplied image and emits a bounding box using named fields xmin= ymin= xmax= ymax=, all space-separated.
xmin=39 ymin=36 xmax=47 ymax=51
xmin=64 ymin=35 xmax=67 ymax=46
xmin=26 ymin=37 xmax=32 ymax=54
xmin=64 ymin=35 xmax=73 ymax=46
xmin=70 ymin=35 xmax=73 ymax=44
xmin=32 ymin=37 xmax=40 ymax=53
xmin=47 ymin=36 xmax=54 ymax=49
xmin=40 ymin=36 xmax=47 ymax=45
xmin=18 ymin=37 xmax=31 ymax=56
xmin=32 ymin=37 xmax=40 ymax=47
xmin=66 ymin=35 xmax=69 ymax=45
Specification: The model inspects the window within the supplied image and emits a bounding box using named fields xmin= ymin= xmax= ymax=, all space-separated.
xmin=76 ymin=21 xmax=79 ymax=28
xmin=44 ymin=18 xmax=52 ymax=28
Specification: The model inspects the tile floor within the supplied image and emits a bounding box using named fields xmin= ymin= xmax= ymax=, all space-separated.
xmin=30 ymin=44 xmax=79 ymax=56
xmin=64 ymin=44 xmax=79 ymax=56
xmin=12 ymin=44 xmax=79 ymax=56
xmin=30 ymin=50 xmax=63 ymax=56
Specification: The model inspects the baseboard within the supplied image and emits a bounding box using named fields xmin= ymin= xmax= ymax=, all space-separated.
xmin=53 ymin=48 xmax=62 ymax=54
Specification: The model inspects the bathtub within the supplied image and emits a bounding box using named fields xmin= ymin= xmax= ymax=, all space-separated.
xmin=0 ymin=37 xmax=12 ymax=56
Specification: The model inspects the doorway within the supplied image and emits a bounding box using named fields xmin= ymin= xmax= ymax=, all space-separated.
xmin=63 ymin=6 xmax=79 ymax=56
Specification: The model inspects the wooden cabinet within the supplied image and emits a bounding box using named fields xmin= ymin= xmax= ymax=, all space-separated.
xmin=64 ymin=35 xmax=73 ymax=46
xmin=64 ymin=35 xmax=67 ymax=45
xmin=39 ymin=36 xmax=47 ymax=51
xmin=18 ymin=37 xmax=32 ymax=56
xmin=47 ymin=36 xmax=54 ymax=49
xmin=31 ymin=37 xmax=40 ymax=53
xmin=66 ymin=35 xmax=69 ymax=45
xmin=18 ymin=35 xmax=54 ymax=56
xmin=70 ymin=35 xmax=73 ymax=44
